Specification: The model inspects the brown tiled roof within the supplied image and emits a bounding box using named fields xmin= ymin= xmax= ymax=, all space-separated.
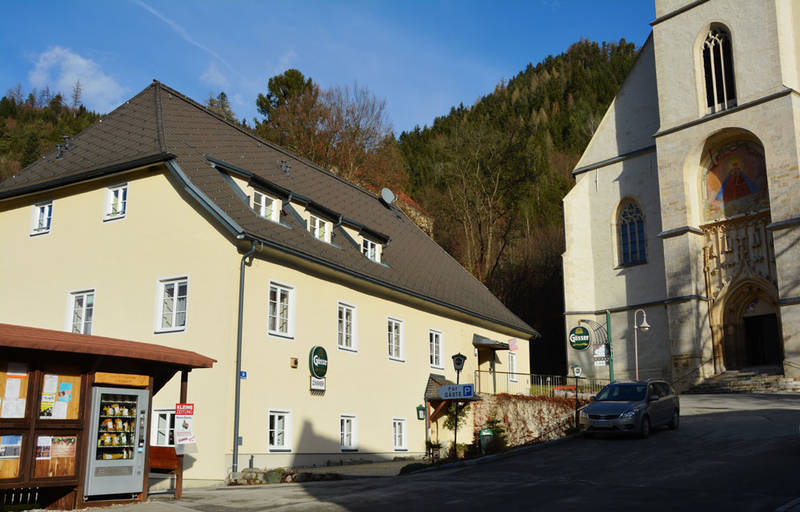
xmin=0 ymin=82 xmax=535 ymax=336
xmin=0 ymin=322 xmax=215 ymax=369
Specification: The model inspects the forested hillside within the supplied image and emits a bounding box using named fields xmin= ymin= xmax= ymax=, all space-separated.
xmin=398 ymin=39 xmax=638 ymax=373
xmin=0 ymin=84 xmax=101 ymax=181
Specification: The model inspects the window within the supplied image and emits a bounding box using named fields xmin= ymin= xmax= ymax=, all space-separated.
xmin=268 ymin=410 xmax=291 ymax=451
xmin=253 ymin=190 xmax=280 ymax=222
xmin=308 ymin=214 xmax=330 ymax=242
xmin=508 ymin=352 xmax=518 ymax=382
xmin=387 ymin=318 xmax=404 ymax=361
xmin=339 ymin=415 xmax=357 ymax=451
xmin=268 ymin=282 xmax=294 ymax=337
xmin=362 ymin=238 xmax=379 ymax=262
xmin=157 ymin=277 xmax=188 ymax=332
xmin=151 ymin=409 xmax=175 ymax=446
xmin=618 ymin=201 xmax=646 ymax=266
xmin=68 ymin=290 xmax=94 ymax=334
xmin=392 ymin=418 xmax=407 ymax=451
xmin=30 ymin=201 xmax=53 ymax=235
xmin=702 ymin=26 xmax=736 ymax=113
xmin=429 ymin=329 xmax=442 ymax=368
xmin=104 ymin=184 xmax=128 ymax=220
xmin=337 ymin=302 xmax=356 ymax=351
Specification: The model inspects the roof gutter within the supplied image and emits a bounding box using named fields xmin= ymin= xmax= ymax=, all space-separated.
xmin=0 ymin=152 xmax=175 ymax=200
xmin=244 ymin=232 xmax=538 ymax=338
xmin=164 ymin=160 xmax=244 ymax=236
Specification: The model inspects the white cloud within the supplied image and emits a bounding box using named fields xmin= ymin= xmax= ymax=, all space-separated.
xmin=29 ymin=46 xmax=126 ymax=112
xmin=200 ymin=60 xmax=228 ymax=90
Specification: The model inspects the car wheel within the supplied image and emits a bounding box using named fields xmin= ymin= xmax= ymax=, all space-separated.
xmin=639 ymin=416 xmax=651 ymax=439
xmin=669 ymin=409 xmax=679 ymax=430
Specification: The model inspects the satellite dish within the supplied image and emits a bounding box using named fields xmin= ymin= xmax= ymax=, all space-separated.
xmin=380 ymin=188 xmax=396 ymax=205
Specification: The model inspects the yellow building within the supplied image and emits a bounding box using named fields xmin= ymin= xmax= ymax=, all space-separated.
xmin=0 ymin=82 xmax=535 ymax=486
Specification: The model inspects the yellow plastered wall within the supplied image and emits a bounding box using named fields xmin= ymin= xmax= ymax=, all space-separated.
xmin=0 ymin=165 xmax=530 ymax=482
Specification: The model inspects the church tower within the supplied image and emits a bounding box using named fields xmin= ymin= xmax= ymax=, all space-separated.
xmin=563 ymin=0 xmax=800 ymax=385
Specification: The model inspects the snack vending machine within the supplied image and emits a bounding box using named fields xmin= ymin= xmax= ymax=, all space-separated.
xmin=84 ymin=386 xmax=149 ymax=497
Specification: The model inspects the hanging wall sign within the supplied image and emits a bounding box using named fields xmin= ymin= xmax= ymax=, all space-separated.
xmin=174 ymin=403 xmax=196 ymax=445
xmin=568 ymin=326 xmax=591 ymax=350
xmin=309 ymin=346 xmax=329 ymax=378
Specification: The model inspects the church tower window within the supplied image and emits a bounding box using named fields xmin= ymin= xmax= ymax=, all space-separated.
xmin=702 ymin=26 xmax=736 ymax=113
xmin=618 ymin=200 xmax=646 ymax=266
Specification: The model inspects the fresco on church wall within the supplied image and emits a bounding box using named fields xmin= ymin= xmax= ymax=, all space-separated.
xmin=702 ymin=140 xmax=769 ymax=221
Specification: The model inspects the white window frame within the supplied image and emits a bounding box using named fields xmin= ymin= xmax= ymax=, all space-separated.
xmin=429 ymin=329 xmax=443 ymax=369
xmin=387 ymin=317 xmax=404 ymax=362
xmin=103 ymin=183 xmax=128 ymax=221
xmin=150 ymin=408 xmax=176 ymax=447
xmin=30 ymin=201 xmax=53 ymax=236
xmin=337 ymin=302 xmax=357 ymax=352
xmin=66 ymin=288 xmax=95 ymax=335
xmin=392 ymin=418 xmax=407 ymax=451
xmin=361 ymin=238 xmax=379 ymax=262
xmin=253 ymin=190 xmax=280 ymax=223
xmin=339 ymin=414 xmax=358 ymax=451
xmin=308 ymin=214 xmax=331 ymax=242
xmin=508 ymin=352 xmax=518 ymax=382
xmin=267 ymin=409 xmax=291 ymax=452
xmin=155 ymin=276 xmax=189 ymax=333
xmin=268 ymin=281 xmax=295 ymax=339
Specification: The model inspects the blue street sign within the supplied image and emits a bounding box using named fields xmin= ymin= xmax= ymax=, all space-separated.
xmin=438 ymin=384 xmax=474 ymax=399
xmin=239 ymin=370 xmax=247 ymax=379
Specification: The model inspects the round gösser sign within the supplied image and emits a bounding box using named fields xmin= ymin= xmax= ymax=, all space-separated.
xmin=569 ymin=326 xmax=591 ymax=350
xmin=309 ymin=346 xmax=329 ymax=378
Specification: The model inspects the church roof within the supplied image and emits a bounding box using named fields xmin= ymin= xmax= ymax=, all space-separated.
xmin=0 ymin=81 xmax=535 ymax=337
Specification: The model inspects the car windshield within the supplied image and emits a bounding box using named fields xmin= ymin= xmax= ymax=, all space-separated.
xmin=595 ymin=383 xmax=647 ymax=402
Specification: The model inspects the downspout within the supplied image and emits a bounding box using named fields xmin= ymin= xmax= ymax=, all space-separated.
xmin=232 ymin=237 xmax=258 ymax=473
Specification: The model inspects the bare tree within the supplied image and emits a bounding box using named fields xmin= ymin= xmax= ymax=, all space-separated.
xmin=7 ymin=83 xmax=23 ymax=104
xmin=71 ymin=80 xmax=82 ymax=110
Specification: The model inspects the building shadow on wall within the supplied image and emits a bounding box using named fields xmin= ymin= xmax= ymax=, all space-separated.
xmin=610 ymin=34 xmax=675 ymax=382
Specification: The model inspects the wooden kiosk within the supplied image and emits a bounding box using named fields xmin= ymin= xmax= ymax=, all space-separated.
xmin=0 ymin=323 xmax=214 ymax=509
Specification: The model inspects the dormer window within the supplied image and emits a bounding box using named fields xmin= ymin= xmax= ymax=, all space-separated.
xmin=361 ymin=238 xmax=380 ymax=262
xmin=308 ymin=214 xmax=331 ymax=242
xmin=253 ymin=190 xmax=280 ymax=222
xmin=702 ymin=26 xmax=736 ymax=113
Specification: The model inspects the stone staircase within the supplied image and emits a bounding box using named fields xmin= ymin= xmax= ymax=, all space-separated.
xmin=685 ymin=365 xmax=800 ymax=394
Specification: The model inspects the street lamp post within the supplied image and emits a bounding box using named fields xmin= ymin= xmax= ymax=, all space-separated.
xmin=633 ymin=309 xmax=650 ymax=380
xmin=451 ymin=353 xmax=466 ymax=458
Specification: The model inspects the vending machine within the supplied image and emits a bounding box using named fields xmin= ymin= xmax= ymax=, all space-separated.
xmin=84 ymin=386 xmax=149 ymax=497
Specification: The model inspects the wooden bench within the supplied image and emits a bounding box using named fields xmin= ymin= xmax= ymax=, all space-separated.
xmin=149 ymin=446 xmax=179 ymax=472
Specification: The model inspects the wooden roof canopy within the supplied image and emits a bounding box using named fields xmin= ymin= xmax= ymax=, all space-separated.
xmin=0 ymin=323 xmax=215 ymax=392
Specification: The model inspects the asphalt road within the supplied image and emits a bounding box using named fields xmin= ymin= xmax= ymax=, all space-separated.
xmin=125 ymin=393 xmax=800 ymax=512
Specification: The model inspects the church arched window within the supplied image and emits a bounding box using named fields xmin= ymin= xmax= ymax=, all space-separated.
xmin=618 ymin=200 xmax=646 ymax=266
xmin=702 ymin=26 xmax=736 ymax=113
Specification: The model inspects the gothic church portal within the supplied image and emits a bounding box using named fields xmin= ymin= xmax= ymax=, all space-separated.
xmin=563 ymin=0 xmax=800 ymax=385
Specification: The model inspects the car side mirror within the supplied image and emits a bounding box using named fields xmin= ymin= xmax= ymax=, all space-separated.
xmin=648 ymin=394 xmax=659 ymax=402
xmin=589 ymin=395 xmax=596 ymax=401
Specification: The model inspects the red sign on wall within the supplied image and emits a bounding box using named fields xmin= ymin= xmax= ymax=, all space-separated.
xmin=175 ymin=403 xmax=194 ymax=416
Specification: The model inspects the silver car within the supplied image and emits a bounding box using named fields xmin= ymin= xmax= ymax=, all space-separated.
xmin=580 ymin=380 xmax=679 ymax=438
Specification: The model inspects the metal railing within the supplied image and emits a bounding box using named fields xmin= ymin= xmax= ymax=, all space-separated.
xmin=474 ymin=371 xmax=610 ymax=398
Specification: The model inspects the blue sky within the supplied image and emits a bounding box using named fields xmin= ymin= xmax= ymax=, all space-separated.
xmin=1 ymin=1 xmax=655 ymax=134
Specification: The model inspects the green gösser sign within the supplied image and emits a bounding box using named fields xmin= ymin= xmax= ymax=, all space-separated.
xmin=309 ymin=346 xmax=329 ymax=378
xmin=568 ymin=326 xmax=591 ymax=350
